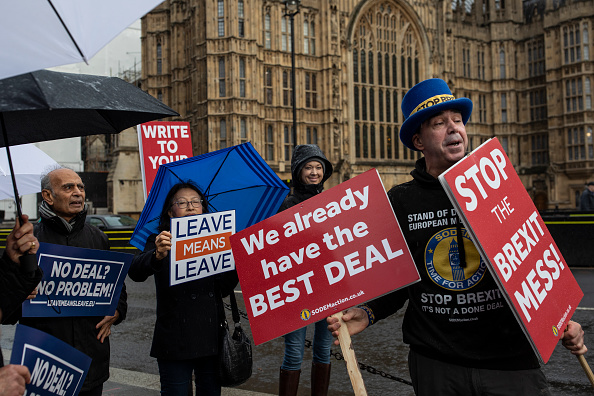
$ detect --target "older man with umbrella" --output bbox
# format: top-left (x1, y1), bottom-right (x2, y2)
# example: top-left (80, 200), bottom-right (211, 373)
top-left (5, 167), bottom-right (127, 396)
top-left (0, 69), bottom-right (177, 394)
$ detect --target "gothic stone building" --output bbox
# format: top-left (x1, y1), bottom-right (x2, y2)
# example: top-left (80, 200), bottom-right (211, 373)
top-left (141, 0), bottom-right (593, 210)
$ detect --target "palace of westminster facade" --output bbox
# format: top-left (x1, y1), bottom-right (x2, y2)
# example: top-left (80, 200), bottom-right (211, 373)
top-left (116, 0), bottom-right (593, 213)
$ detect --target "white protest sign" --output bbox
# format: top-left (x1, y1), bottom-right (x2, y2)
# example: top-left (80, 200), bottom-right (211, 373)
top-left (170, 210), bottom-right (236, 286)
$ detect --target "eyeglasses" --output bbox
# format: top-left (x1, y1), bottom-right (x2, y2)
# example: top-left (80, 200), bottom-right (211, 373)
top-left (172, 198), bottom-right (203, 209)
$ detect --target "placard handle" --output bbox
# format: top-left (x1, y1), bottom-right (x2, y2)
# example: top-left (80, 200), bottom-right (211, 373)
top-left (578, 355), bottom-right (594, 388)
top-left (332, 311), bottom-right (368, 396)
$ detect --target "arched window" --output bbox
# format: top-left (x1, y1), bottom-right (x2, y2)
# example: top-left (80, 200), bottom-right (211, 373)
top-left (361, 50), bottom-right (366, 83)
top-left (304, 19), bottom-right (315, 55)
top-left (351, 5), bottom-right (423, 160)
top-left (217, 0), bottom-right (225, 37)
top-left (378, 89), bottom-right (384, 122)
top-left (218, 57), bottom-right (226, 97)
top-left (377, 53), bottom-right (383, 85)
top-left (240, 118), bottom-right (247, 142)
top-left (499, 47), bottom-right (506, 78)
top-left (265, 124), bottom-right (274, 160)
top-left (156, 43), bottom-right (162, 75)
top-left (219, 119), bottom-right (227, 149)
top-left (368, 52), bottom-right (374, 84)
top-left (264, 13), bottom-right (271, 49)
top-left (369, 88), bottom-right (375, 121)
top-left (239, 57), bottom-right (246, 98)
top-left (353, 50), bottom-right (359, 82)
top-left (238, 0), bottom-right (244, 37)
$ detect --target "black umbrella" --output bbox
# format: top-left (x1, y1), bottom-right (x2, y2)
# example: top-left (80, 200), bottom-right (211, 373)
top-left (0, 69), bottom-right (179, 272)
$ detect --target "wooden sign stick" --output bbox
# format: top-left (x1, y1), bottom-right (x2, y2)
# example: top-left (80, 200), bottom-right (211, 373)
top-left (578, 355), bottom-right (594, 388)
top-left (332, 311), bottom-right (368, 396)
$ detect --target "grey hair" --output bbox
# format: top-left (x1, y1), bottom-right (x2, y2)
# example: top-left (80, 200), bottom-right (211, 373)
top-left (40, 165), bottom-right (73, 193)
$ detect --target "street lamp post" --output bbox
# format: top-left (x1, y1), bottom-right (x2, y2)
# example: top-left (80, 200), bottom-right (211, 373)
top-left (284, 0), bottom-right (300, 149)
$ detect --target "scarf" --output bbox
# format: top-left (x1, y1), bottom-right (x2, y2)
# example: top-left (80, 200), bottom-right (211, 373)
top-left (38, 200), bottom-right (86, 233)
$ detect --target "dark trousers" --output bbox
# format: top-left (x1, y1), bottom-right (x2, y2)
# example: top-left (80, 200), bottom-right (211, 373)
top-left (158, 356), bottom-right (221, 396)
top-left (408, 349), bottom-right (551, 396)
top-left (79, 384), bottom-right (103, 396)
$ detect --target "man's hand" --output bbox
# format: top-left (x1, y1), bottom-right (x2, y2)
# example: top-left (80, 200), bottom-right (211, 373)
top-left (0, 364), bottom-right (31, 396)
top-left (5, 215), bottom-right (38, 264)
top-left (96, 310), bottom-right (120, 343)
top-left (327, 308), bottom-right (369, 346)
top-left (562, 320), bottom-right (587, 355)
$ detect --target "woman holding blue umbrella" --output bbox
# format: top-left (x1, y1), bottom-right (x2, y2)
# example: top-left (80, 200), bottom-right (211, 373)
top-left (128, 181), bottom-right (238, 396)
top-left (278, 144), bottom-right (334, 396)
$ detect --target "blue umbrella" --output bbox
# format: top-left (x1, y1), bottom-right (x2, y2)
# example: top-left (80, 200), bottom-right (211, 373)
top-left (130, 142), bottom-right (289, 250)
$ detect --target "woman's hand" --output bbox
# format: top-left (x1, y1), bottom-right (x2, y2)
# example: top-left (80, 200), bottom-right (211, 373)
top-left (154, 231), bottom-right (172, 261)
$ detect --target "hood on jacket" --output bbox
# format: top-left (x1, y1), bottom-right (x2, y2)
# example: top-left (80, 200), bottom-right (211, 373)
top-left (290, 144), bottom-right (333, 191)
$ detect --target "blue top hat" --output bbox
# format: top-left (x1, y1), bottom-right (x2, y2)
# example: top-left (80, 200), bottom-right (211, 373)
top-left (400, 78), bottom-right (473, 151)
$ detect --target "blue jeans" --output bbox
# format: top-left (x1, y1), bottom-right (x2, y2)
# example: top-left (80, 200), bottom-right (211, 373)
top-left (158, 356), bottom-right (221, 396)
top-left (281, 319), bottom-right (333, 371)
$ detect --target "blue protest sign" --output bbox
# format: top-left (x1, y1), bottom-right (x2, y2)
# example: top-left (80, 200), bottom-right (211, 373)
top-left (10, 324), bottom-right (91, 396)
top-left (23, 243), bottom-right (132, 317)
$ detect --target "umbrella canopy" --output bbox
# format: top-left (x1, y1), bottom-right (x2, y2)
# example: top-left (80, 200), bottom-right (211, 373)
top-left (130, 143), bottom-right (289, 250)
top-left (0, 0), bottom-right (163, 80)
top-left (0, 69), bottom-right (178, 147)
top-left (0, 144), bottom-right (60, 200)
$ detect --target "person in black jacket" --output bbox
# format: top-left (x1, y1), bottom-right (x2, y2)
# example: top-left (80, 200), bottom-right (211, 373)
top-left (12, 167), bottom-right (127, 396)
top-left (128, 181), bottom-right (238, 396)
top-left (278, 144), bottom-right (334, 396)
top-left (579, 181), bottom-right (594, 211)
top-left (328, 79), bottom-right (586, 396)
top-left (0, 215), bottom-right (43, 396)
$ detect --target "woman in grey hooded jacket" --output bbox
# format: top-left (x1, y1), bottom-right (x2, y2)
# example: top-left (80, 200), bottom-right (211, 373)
top-left (278, 144), bottom-right (334, 396)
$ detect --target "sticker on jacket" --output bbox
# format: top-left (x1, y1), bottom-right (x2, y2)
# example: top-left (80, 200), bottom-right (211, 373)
top-left (425, 227), bottom-right (487, 290)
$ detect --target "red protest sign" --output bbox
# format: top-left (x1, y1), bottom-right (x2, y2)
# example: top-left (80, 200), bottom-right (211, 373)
top-left (230, 169), bottom-right (419, 345)
top-left (439, 138), bottom-right (583, 363)
top-left (137, 121), bottom-right (193, 199)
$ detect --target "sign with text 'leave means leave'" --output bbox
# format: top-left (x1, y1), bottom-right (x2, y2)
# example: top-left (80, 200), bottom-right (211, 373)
top-left (439, 138), bottom-right (583, 363)
top-left (230, 169), bottom-right (419, 345)
top-left (138, 121), bottom-right (193, 199)
top-left (170, 211), bottom-right (235, 286)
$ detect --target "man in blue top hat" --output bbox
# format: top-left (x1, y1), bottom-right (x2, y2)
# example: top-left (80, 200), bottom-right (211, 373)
top-left (328, 78), bottom-right (586, 395)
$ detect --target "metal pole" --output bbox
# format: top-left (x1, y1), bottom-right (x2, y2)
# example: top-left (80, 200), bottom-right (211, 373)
top-left (290, 13), bottom-right (297, 148)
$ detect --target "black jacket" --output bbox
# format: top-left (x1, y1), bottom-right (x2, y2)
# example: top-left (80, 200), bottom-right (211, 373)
top-left (17, 210), bottom-right (128, 392)
top-left (579, 188), bottom-right (594, 211)
top-left (366, 158), bottom-right (538, 370)
top-left (0, 252), bottom-right (43, 367)
top-left (128, 233), bottom-right (238, 360)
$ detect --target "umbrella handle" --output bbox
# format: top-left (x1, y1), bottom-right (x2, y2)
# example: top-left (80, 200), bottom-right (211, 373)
top-left (0, 114), bottom-right (24, 218)
top-left (16, 216), bottom-right (39, 276)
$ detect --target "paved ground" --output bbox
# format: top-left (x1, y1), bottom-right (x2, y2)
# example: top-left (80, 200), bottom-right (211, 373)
top-left (2, 268), bottom-right (594, 395)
